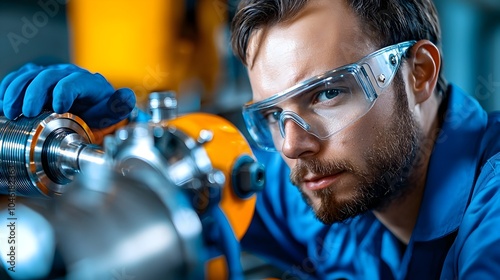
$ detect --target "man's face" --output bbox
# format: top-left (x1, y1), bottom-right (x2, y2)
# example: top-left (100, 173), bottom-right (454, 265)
top-left (246, 0), bottom-right (421, 223)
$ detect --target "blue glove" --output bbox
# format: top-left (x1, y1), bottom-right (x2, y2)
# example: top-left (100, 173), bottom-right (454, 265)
top-left (0, 63), bottom-right (136, 128)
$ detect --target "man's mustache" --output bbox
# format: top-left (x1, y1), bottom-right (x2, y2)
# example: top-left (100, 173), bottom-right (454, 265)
top-left (290, 158), bottom-right (358, 186)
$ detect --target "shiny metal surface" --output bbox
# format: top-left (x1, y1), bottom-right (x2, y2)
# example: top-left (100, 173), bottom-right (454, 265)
top-left (110, 122), bottom-right (224, 193)
top-left (0, 112), bottom-right (98, 197)
top-left (149, 91), bottom-right (178, 123)
top-left (59, 165), bottom-right (203, 280)
top-left (0, 108), bottom-right (263, 279)
top-left (4, 162), bottom-right (205, 280)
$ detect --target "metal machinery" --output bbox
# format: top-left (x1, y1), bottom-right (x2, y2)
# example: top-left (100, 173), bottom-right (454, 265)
top-left (0, 92), bottom-right (265, 280)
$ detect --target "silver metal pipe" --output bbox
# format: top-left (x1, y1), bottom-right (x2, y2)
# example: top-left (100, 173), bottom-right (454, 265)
top-left (0, 112), bottom-right (100, 197)
top-left (149, 91), bottom-right (177, 123)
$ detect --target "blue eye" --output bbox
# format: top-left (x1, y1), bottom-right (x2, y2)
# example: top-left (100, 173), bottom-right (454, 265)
top-left (316, 89), bottom-right (341, 102)
top-left (263, 110), bottom-right (282, 124)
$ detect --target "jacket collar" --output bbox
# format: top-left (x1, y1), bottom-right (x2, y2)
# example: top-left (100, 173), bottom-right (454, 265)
top-left (412, 85), bottom-right (488, 241)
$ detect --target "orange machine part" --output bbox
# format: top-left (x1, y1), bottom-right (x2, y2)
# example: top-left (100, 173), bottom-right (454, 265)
top-left (165, 113), bottom-right (257, 239)
top-left (166, 113), bottom-right (257, 279)
top-left (67, 0), bottom-right (226, 106)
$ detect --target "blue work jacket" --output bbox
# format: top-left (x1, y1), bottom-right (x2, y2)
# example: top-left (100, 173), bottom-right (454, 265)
top-left (241, 84), bottom-right (500, 279)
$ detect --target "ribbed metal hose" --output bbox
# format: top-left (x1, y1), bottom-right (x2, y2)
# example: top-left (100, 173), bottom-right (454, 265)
top-left (0, 113), bottom-right (47, 196)
top-left (0, 112), bottom-right (96, 197)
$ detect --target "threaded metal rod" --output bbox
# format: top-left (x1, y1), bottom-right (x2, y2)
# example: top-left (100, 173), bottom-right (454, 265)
top-left (0, 112), bottom-right (97, 198)
top-left (0, 114), bottom-right (43, 196)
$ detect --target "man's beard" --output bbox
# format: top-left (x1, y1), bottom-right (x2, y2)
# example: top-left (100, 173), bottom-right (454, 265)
top-left (290, 75), bottom-right (421, 224)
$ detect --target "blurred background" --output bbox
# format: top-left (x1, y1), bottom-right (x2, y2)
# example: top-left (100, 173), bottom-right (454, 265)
top-left (0, 1), bottom-right (499, 279)
top-left (0, 0), bottom-right (499, 120)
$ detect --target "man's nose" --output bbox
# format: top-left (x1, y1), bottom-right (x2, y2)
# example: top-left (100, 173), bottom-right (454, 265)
top-left (280, 118), bottom-right (320, 159)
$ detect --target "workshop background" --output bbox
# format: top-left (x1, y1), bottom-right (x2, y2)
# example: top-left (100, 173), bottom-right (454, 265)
top-left (0, 0), bottom-right (499, 120)
top-left (0, 0), bottom-right (499, 279)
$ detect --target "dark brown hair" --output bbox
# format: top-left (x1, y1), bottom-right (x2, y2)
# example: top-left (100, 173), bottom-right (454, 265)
top-left (230, 0), bottom-right (447, 97)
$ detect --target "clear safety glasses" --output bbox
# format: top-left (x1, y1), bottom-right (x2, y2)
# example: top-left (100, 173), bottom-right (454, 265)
top-left (242, 41), bottom-right (416, 151)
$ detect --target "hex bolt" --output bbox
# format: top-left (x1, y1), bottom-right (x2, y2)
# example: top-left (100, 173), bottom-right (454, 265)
top-left (232, 155), bottom-right (266, 199)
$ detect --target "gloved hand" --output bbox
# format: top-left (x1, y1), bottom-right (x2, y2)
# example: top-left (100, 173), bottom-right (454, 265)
top-left (0, 63), bottom-right (136, 128)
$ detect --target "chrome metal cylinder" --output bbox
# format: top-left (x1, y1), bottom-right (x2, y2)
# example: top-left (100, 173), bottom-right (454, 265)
top-left (109, 123), bottom-right (224, 190)
top-left (149, 91), bottom-right (177, 123)
top-left (0, 112), bottom-right (99, 197)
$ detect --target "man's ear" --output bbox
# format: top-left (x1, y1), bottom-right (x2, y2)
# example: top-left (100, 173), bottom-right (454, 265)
top-left (407, 40), bottom-right (441, 104)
